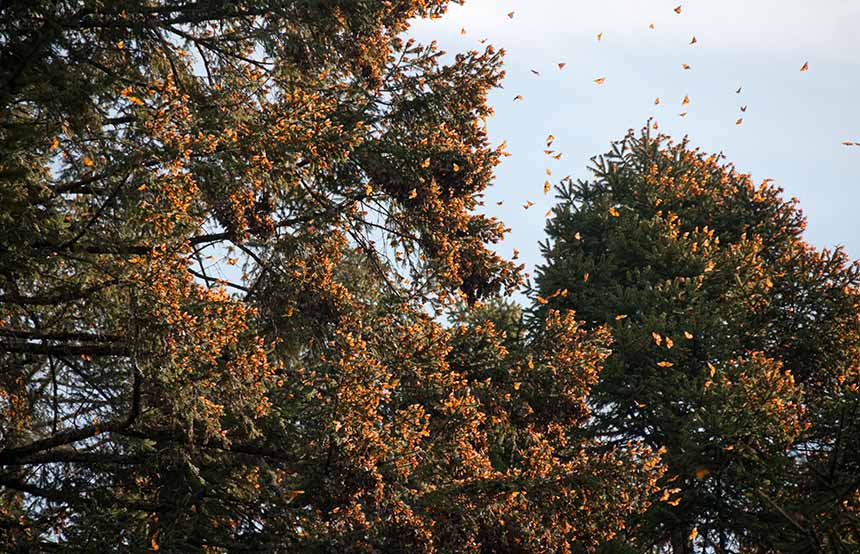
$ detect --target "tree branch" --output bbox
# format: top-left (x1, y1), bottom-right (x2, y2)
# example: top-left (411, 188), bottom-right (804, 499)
top-left (0, 361), bottom-right (141, 465)
top-left (0, 342), bottom-right (129, 357)
top-left (0, 329), bottom-right (122, 343)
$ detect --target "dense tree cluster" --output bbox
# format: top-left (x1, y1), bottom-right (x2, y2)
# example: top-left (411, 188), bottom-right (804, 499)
top-left (533, 127), bottom-right (860, 553)
top-left (0, 2), bottom-right (662, 552)
top-left (2, 2), bottom-right (857, 553)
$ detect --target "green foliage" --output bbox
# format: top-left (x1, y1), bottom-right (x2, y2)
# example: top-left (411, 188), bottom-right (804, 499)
top-left (532, 126), bottom-right (860, 552)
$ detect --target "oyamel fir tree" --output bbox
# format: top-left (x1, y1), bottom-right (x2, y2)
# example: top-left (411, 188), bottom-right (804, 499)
top-left (532, 127), bottom-right (860, 553)
top-left (0, 2), bottom-right (662, 551)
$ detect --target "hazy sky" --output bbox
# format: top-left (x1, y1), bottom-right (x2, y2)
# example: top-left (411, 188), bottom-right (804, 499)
top-left (409, 0), bottom-right (860, 285)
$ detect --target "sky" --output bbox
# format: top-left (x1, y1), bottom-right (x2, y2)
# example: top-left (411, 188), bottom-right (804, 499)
top-left (409, 0), bottom-right (860, 286)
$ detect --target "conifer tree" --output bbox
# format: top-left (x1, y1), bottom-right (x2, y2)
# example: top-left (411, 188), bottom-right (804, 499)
top-left (532, 126), bottom-right (860, 553)
top-left (0, 3), bottom-right (662, 551)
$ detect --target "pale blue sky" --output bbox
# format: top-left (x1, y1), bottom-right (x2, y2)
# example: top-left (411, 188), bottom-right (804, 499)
top-left (410, 0), bottom-right (860, 284)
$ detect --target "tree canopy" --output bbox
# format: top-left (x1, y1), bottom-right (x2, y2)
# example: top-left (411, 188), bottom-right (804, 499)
top-left (3, 2), bottom-right (857, 553)
top-left (532, 126), bottom-right (860, 553)
top-left (0, 2), bottom-right (662, 552)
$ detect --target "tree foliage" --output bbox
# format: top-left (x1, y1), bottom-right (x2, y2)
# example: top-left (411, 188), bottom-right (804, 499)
top-left (0, 2), bottom-right (661, 551)
top-left (532, 127), bottom-right (860, 553)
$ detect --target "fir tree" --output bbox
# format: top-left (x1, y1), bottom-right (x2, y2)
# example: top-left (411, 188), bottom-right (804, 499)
top-left (0, 3), bottom-right (662, 551)
top-left (532, 126), bottom-right (860, 553)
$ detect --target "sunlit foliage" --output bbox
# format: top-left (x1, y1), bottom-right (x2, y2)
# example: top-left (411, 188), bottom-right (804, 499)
top-left (533, 127), bottom-right (860, 553)
top-left (0, 2), bottom-right (661, 551)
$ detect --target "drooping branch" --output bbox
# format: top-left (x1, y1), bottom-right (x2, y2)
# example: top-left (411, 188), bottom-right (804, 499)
top-left (0, 281), bottom-right (116, 306)
top-left (0, 449), bottom-right (143, 466)
top-left (0, 329), bottom-right (122, 343)
top-left (0, 342), bottom-right (129, 357)
top-left (0, 475), bottom-right (166, 513)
